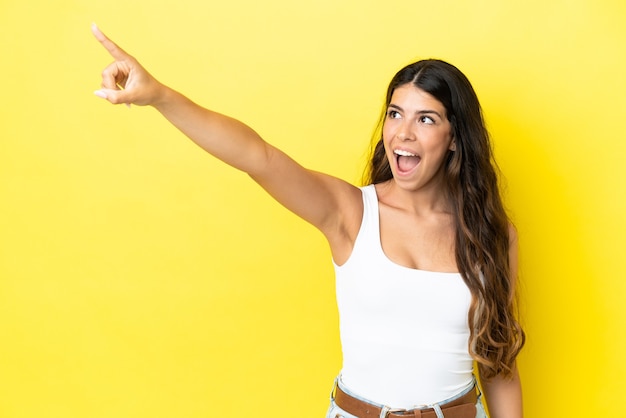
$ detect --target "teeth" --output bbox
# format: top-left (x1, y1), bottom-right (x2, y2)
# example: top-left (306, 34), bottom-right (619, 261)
top-left (394, 149), bottom-right (417, 157)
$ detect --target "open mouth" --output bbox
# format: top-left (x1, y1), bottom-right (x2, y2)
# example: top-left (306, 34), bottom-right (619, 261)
top-left (394, 149), bottom-right (421, 173)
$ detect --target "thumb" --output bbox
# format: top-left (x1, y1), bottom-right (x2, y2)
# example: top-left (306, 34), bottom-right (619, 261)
top-left (94, 89), bottom-right (132, 106)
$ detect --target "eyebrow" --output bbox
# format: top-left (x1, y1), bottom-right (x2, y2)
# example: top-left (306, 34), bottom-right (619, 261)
top-left (388, 104), bottom-right (443, 118)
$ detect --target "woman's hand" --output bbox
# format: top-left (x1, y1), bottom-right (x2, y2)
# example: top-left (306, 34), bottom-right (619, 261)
top-left (92, 24), bottom-right (165, 106)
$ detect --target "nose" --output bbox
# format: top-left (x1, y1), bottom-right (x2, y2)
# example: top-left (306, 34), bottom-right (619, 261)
top-left (396, 120), bottom-right (415, 141)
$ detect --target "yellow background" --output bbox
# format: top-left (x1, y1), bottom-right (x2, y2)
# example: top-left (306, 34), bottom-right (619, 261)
top-left (1, 0), bottom-right (625, 417)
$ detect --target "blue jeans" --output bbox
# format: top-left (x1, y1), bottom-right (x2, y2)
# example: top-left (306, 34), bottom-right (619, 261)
top-left (325, 377), bottom-right (488, 418)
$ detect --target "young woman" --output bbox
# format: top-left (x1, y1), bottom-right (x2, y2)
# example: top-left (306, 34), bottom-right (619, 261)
top-left (92, 24), bottom-right (524, 418)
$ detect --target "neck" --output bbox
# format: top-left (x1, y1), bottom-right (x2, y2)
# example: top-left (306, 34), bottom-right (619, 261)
top-left (377, 179), bottom-right (452, 216)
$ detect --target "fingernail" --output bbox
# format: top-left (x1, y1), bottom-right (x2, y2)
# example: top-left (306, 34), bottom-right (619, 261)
top-left (94, 90), bottom-right (108, 99)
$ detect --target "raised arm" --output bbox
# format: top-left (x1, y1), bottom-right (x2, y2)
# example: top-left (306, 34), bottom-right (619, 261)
top-left (91, 25), bottom-right (362, 257)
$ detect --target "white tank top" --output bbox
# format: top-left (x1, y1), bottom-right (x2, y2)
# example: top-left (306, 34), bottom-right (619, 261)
top-left (334, 185), bottom-right (474, 408)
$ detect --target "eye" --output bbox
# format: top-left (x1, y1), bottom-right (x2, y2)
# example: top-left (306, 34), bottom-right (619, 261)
top-left (387, 109), bottom-right (401, 119)
top-left (419, 115), bottom-right (435, 125)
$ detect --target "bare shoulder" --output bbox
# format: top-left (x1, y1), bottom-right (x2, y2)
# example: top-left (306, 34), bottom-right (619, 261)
top-left (320, 177), bottom-right (364, 265)
top-left (507, 221), bottom-right (520, 287)
top-left (508, 222), bottom-right (518, 245)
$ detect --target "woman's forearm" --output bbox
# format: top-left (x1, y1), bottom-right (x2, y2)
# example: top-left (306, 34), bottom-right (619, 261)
top-left (481, 365), bottom-right (523, 418)
top-left (92, 24), bottom-right (272, 177)
top-left (153, 86), bottom-right (271, 175)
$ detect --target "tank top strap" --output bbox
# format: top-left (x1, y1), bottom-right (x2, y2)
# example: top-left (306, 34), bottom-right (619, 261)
top-left (357, 185), bottom-right (381, 246)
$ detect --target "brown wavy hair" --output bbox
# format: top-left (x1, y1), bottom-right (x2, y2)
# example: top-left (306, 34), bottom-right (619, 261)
top-left (364, 60), bottom-right (525, 379)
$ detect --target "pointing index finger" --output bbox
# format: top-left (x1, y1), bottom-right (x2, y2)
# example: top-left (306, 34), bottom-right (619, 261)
top-left (91, 23), bottom-right (129, 61)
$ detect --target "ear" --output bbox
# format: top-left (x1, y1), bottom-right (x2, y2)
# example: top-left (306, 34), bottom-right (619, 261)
top-left (448, 129), bottom-right (457, 151)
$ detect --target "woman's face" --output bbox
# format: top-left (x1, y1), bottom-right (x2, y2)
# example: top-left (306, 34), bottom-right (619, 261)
top-left (382, 83), bottom-right (455, 192)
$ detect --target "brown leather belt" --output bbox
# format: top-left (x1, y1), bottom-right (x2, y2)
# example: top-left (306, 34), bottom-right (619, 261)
top-left (334, 385), bottom-right (478, 418)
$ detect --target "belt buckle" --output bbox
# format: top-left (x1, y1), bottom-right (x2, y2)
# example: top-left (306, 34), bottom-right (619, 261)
top-left (385, 407), bottom-right (411, 417)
